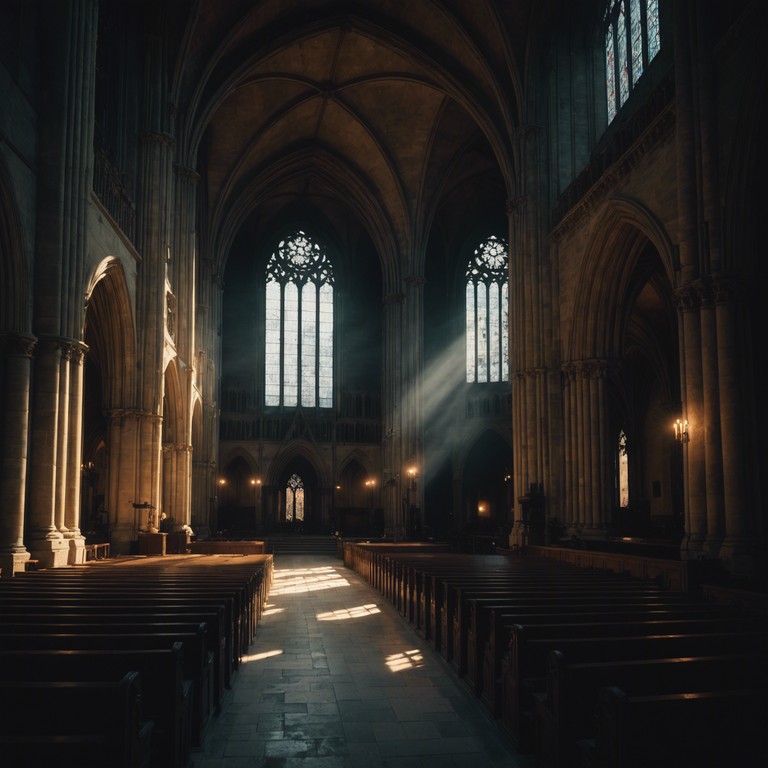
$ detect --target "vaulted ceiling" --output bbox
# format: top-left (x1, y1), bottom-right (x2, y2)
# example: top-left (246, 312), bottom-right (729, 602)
top-left (166, 0), bottom-right (537, 273)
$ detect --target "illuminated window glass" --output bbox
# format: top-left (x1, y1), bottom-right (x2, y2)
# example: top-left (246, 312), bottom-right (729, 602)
top-left (618, 430), bottom-right (629, 507)
top-left (466, 235), bottom-right (509, 383)
top-left (604, 0), bottom-right (661, 124)
top-left (286, 473), bottom-right (305, 522)
top-left (265, 231), bottom-right (334, 407)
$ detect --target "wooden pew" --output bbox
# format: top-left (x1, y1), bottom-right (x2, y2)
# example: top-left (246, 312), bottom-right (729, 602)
top-left (0, 627), bottom-right (209, 750)
top-left (479, 600), bottom-right (744, 715)
top-left (452, 584), bottom-right (685, 677)
top-left (0, 592), bottom-right (234, 695)
top-left (503, 624), bottom-right (768, 752)
top-left (445, 586), bottom-right (690, 673)
top-left (535, 650), bottom-right (768, 768)
top-left (588, 685), bottom-right (766, 768)
top-left (0, 645), bottom-right (189, 768)
top-left (0, 671), bottom-right (154, 768)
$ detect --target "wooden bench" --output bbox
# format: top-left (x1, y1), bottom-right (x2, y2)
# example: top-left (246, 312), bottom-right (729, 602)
top-left (453, 584), bottom-right (685, 678)
top-left (0, 627), bottom-right (210, 750)
top-left (535, 650), bottom-right (768, 768)
top-left (0, 671), bottom-right (154, 768)
top-left (503, 622), bottom-right (768, 751)
top-left (479, 601), bottom-right (750, 715)
top-left (0, 591), bottom-right (236, 693)
top-left (588, 685), bottom-right (767, 768)
top-left (0, 645), bottom-right (189, 768)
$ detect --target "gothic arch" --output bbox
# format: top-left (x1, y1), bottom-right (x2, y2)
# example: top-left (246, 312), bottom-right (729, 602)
top-left (83, 257), bottom-right (137, 408)
top-left (0, 154), bottom-right (30, 333)
top-left (567, 196), bottom-right (676, 362)
top-left (267, 440), bottom-right (329, 488)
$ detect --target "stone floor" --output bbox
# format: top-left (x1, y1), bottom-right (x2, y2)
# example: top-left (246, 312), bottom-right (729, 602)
top-left (192, 554), bottom-right (533, 768)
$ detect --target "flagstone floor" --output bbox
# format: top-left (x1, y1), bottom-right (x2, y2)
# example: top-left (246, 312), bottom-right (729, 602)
top-left (192, 554), bottom-right (533, 768)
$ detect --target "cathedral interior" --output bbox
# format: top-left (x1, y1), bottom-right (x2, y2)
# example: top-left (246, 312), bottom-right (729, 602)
top-left (0, 0), bottom-right (766, 589)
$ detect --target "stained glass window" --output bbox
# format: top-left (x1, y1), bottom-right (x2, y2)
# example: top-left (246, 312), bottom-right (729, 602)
top-left (466, 236), bottom-right (509, 383)
top-left (604, 0), bottom-right (661, 124)
top-left (286, 473), bottom-right (305, 522)
top-left (265, 231), bottom-right (334, 407)
top-left (618, 430), bottom-right (629, 508)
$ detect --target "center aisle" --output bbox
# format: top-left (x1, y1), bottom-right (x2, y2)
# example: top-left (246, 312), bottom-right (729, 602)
top-left (193, 554), bottom-right (532, 768)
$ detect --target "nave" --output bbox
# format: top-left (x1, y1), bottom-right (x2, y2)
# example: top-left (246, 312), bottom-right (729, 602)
top-left (195, 553), bottom-right (526, 768)
top-left (3, 543), bottom-right (765, 768)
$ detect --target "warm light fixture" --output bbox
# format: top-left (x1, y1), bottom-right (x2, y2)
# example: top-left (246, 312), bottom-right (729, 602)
top-left (674, 419), bottom-right (689, 444)
top-left (364, 478), bottom-right (376, 488)
top-left (406, 466), bottom-right (418, 479)
top-left (250, 478), bottom-right (261, 486)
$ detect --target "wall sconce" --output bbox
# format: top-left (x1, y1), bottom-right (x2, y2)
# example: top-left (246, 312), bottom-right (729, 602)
top-left (674, 419), bottom-right (689, 444)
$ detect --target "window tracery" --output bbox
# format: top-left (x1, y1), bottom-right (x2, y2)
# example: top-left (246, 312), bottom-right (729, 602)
top-left (466, 235), bottom-right (509, 383)
top-left (265, 231), bottom-right (334, 407)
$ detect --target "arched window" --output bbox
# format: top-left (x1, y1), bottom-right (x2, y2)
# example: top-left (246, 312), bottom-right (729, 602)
top-left (618, 430), bottom-right (629, 508)
top-left (265, 231), bottom-right (334, 407)
top-left (466, 235), bottom-right (509, 383)
top-left (605, 0), bottom-right (661, 123)
top-left (285, 473), bottom-right (305, 522)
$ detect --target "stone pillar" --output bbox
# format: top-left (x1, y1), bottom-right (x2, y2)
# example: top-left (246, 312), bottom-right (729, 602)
top-left (26, 338), bottom-right (69, 567)
top-left (382, 290), bottom-right (405, 537)
top-left (27, 0), bottom-right (97, 568)
top-left (508, 194), bottom-right (528, 548)
top-left (0, 333), bottom-right (36, 576)
top-left (65, 343), bottom-right (88, 564)
top-left (162, 443), bottom-right (192, 524)
top-left (675, 287), bottom-right (707, 558)
top-left (561, 360), bottom-right (611, 539)
top-left (696, 280), bottom-right (725, 557)
top-left (404, 273), bottom-right (425, 536)
top-left (715, 278), bottom-right (758, 575)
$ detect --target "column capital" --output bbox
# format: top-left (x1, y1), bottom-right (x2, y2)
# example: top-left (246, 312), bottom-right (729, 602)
top-left (173, 164), bottom-right (200, 184)
top-left (673, 284), bottom-right (700, 311)
top-left (1, 332), bottom-right (37, 358)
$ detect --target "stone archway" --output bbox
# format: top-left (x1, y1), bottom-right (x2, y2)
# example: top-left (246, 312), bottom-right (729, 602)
top-left (82, 258), bottom-right (138, 553)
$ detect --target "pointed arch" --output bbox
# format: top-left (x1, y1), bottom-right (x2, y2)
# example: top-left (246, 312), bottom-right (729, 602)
top-left (567, 196), bottom-right (676, 362)
top-left (83, 257), bottom-right (137, 407)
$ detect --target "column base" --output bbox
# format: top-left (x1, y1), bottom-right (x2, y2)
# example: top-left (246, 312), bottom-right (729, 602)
top-left (27, 536), bottom-right (70, 569)
top-left (509, 522), bottom-right (527, 549)
top-left (0, 549), bottom-right (31, 577)
top-left (718, 536), bottom-right (759, 579)
top-left (679, 533), bottom-right (706, 560)
top-left (67, 535), bottom-right (87, 565)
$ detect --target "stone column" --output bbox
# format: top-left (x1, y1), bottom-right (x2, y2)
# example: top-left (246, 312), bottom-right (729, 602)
top-left (162, 443), bottom-right (192, 524)
top-left (508, 194), bottom-right (528, 547)
top-left (404, 273), bottom-right (425, 535)
top-left (0, 333), bottom-right (36, 576)
top-left (64, 344), bottom-right (87, 538)
top-left (561, 360), bottom-right (611, 539)
top-left (26, 338), bottom-right (69, 567)
top-left (382, 290), bottom-right (405, 537)
top-left (675, 287), bottom-right (707, 557)
top-left (715, 278), bottom-right (758, 575)
top-left (695, 279), bottom-right (725, 557)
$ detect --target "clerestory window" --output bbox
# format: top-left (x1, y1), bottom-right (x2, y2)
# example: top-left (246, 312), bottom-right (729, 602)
top-left (265, 231), bottom-right (334, 408)
top-left (466, 235), bottom-right (509, 383)
top-left (604, 0), bottom-right (661, 124)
